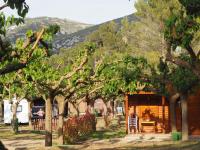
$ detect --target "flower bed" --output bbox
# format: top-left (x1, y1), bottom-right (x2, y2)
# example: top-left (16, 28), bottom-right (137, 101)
top-left (63, 112), bottom-right (96, 144)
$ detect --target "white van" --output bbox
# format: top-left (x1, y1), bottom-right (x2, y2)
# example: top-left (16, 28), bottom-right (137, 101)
top-left (4, 99), bottom-right (29, 124)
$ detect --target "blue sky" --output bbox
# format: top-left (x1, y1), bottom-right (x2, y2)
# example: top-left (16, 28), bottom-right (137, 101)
top-left (3, 0), bottom-right (136, 24)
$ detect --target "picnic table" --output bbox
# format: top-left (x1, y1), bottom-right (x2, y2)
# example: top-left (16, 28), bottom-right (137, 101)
top-left (141, 121), bottom-right (156, 132)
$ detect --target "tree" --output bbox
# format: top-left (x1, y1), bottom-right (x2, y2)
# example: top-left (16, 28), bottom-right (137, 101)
top-left (24, 42), bottom-right (95, 146)
top-left (0, 0), bottom-right (30, 74)
top-left (162, 0), bottom-right (200, 140)
top-left (170, 56), bottom-right (199, 140)
top-left (0, 26), bottom-right (59, 133)
top-left (164, 0), bottom-right (200, 79)
top-left (0, 0), bottom-right (29, 121)
top-left (134, 0), bottom-right (200, 141)
top-left (87, 21), bottom-right (129, 53)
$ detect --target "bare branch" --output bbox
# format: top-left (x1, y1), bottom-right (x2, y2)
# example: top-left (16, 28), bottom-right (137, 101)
top-left (166, 52), bottom-right (200, 79)
top-left (0, 62), bottom-right (26, 75)
top-left (170, 93), bottom-right (180, 102)
top-left (76, 85), bottom-right (104, 105)
top-left (0, 29), bottom-right (45, 75)
top-left (28, 28), bottom-right (45, 60)
top-left (88, 85), bottom-right (103, 95)
top-left (136, 81), bottom-right (146, 91)
top-left (185, 45), bottom-right (197, 62)
top-left (53, 50), bottom-right (88, 89)
top-left (197, 50), bottom-right (200, 58)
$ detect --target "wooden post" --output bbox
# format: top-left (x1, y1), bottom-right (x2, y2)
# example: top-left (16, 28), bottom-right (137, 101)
top-left (162, 96), bottom-right (165, 133)
top-left (125, 94), bottom-right (128, 133)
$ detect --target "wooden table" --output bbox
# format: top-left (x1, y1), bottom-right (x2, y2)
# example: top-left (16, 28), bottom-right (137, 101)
top-left (141, 121), bottom-right (156, 132)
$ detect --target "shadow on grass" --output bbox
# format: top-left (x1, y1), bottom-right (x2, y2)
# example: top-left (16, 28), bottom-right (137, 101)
top-left (0, 140), bottom-right (8, 150)
top-left (78, 128), bottom-right (126, 142)
top-left (0, 128), bottom-right (45, 140)
top-left (29, 130), bottom-right (46, 135)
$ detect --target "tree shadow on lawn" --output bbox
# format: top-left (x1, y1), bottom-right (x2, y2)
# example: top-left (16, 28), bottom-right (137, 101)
top-left (0, 140), bottom-right (8, 150)
top-left (79, 129), bottom-right (126, 142)
top-left (0, 129), bottom-right (45, 140)
top-left (59, 128), bottom-right (126, 149)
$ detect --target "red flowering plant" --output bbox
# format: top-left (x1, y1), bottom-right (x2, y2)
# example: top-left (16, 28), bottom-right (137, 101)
top-left (63, 116), bottom-right (79, 143)
top-left (63, 111), bottom-right (96, 144)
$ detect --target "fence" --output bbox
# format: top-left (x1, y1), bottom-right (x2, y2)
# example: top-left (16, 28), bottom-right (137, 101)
top-left (32, 118), bottom-right (58, 131)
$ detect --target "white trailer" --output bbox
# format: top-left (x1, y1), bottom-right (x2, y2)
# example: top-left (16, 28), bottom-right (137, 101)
top-left (4, 99), bottom-right (29, 124)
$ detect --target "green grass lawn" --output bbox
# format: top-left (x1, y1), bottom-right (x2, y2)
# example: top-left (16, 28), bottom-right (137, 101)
top-left (0, 124), bottom-right (45, 140)
top-left (78, 117), bottom-right (126, 142)
top-left (1, 120), bottom-right (200, 150)
top-left (79, 126), bottom-right (126, 141)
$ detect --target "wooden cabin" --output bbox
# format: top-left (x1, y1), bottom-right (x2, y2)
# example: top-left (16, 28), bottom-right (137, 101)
top-left (125, 90), bottom-right (200, 135)
top-left (125, 91), bottom-right (170, 134)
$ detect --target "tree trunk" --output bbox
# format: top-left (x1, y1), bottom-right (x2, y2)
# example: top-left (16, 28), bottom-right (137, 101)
top-left (87, 100), bottom-right (94, 114)
top-left (76, 107), bottom-right (80, 116)
top-left (170, 101), bottom-right (176, 132)
top-left (28, 101), bottom-right (32, 129)
top-left (110, 100), bottom-right (115, 118)
top-left (12, 101), bottom-right (19, 133)
top-left (0, 101), bottom-right (2, 122)
top-left (56, 96), bottom-right (65, 145)
top-left (181, 95), bottom-right (188, 141)
top-left (90, 103), bottom-right (94, 114)
top-left (45, 97), bottom-right (53, 147)
top-left (12, 102), bottom-right (17, 120)
top-left (71, 102), bottom-right (80, 116)
top-left (169, 93), bottom-right (179, 133)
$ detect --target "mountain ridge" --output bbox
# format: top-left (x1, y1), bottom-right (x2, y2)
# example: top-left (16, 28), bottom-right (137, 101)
top-left (7, 14), bottom-right (138, 52)
top-left (7, 17), bottom-right (92, 42)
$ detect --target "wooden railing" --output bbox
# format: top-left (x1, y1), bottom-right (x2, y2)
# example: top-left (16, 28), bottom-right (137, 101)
top-left (32, 118), bottom-right (58, 131)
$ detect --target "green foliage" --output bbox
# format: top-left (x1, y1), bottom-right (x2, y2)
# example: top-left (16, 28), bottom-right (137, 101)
top-left (43, 24), bottom-right (60, 42)
top-left (0, 25), bottom-right (59, 102)
top-left (0, 0), bottom-right (28, 36)
top-left (98, 54), bottom-right (151, 99)
top-left (170, 66), bottom-right (198, 93)
top-left (172, 131), bottom-right (182, 141)
top-left (134, 0), bottom-right (200, 97)
top-left (164, 13), bottom-right (199, 49)
top-left (4, 0), bottom-right (29, 17)
top-left (26, 30), bottom-right (33, 38)
top-left (87, 21), bottom-right (129, 52)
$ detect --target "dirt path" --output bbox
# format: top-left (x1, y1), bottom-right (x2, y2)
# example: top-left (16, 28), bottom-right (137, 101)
top-left (1, 136), bottom-right (200, 150)
top-left (1, 125), bottom-right (200, 150)
top-left (1, 139), bottom-right (44, 150)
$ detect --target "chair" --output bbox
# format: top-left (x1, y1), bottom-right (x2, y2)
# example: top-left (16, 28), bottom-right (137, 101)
top-left (128, 115), bottom-right (138, 133)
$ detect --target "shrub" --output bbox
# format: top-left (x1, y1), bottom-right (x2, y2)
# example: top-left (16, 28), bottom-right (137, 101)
top-left (63, 117), bottom-right (79, 143)
top-left (171, 132), bottom-right (182, 141)
top-left (63, 112), bottom-right (96, 144)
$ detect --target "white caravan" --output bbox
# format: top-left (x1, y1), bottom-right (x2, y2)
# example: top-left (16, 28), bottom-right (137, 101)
top-left (4, 99), bottom-right (29, 124)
